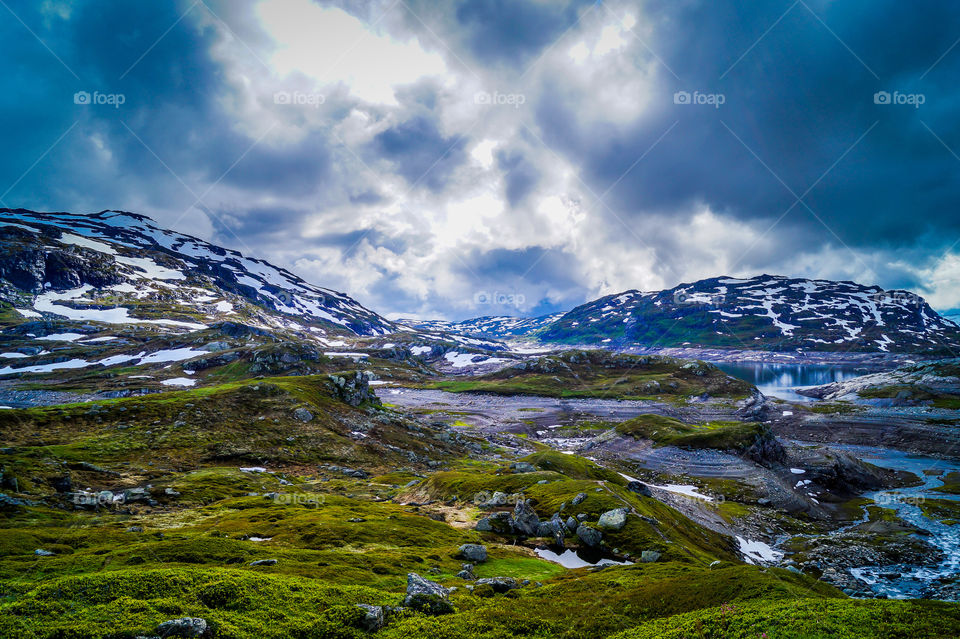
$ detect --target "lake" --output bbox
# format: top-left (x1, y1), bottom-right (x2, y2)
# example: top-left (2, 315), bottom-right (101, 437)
top-left (715, 362), bottom-right (867, 401)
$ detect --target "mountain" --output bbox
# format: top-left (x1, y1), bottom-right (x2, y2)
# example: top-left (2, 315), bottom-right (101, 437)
top-left (0, 209), bottom-right (395, 337)
top-left (402, 313), bottom-right (565, 340)
top-left (447, 275), bottom-right (960, 354)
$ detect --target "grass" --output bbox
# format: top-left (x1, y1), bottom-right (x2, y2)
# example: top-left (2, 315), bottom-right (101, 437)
top-left (425, 350), bottom-right (754, 401)
top-left (611, 597), bottom-right (960, 639)
top-left (615, 414), bottom-right (767, 451)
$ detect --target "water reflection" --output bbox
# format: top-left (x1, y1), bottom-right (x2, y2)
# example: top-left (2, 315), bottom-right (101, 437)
top-left (716, 362), bottom-right (865, 401)
top-left (535, 547), bottom-right (633, 569)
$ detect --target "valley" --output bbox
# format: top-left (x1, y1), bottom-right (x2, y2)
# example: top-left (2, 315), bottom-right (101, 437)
top-left (2, 210), bottom-right (960, 637)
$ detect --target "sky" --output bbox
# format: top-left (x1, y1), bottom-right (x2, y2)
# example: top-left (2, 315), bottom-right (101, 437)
top-left (1, 0), bottom-right (960, 321)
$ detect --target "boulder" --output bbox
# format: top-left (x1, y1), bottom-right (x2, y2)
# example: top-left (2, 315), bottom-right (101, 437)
top-left (405, 572), bottom-right (450, 600)
top-left (457, 543), bottom-right (488, 563)
top-left (571, 493), bottom-right (587, 506)
top-left (475, 577), bottom-right (520, 593)
top-left (249, 559), bottom-right (278, 567)
top-left (640, 550), bottom-right (661, 563)
top-left (475, 491), bottom-right (508, 508)
top-left (626, 481), bottom-right (652, 497)
top-left (510, 462), bottom-right (537, 473)
top-left (476, 511), bottom-right (512, 533)
top-left (511, 499), bottom-right (540, 536)
top-left (598, 508), bottom-right (630, 531)
top-left (156, 617), bottom-right (209, 638)
top-left (403, 573), bottom-right (453, 615)
top-left (329, 371), bottom-right (381, 407)
top-left (356, 604), bottom-right (386, 631)
top-left (293, 408), bottom-right (314, 422)
top-left (576, 524), bottom-right (603, 547)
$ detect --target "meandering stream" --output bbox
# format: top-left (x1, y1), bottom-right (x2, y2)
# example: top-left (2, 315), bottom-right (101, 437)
top-left (828, 443), bottom-right (960, 599)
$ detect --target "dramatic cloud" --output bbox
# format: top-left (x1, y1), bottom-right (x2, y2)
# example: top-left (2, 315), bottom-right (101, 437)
top-left (2, 0), bottom-right (960, 319)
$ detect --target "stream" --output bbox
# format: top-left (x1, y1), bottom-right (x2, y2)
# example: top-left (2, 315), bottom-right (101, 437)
top-left (828, 443), bottom-right (960, 599)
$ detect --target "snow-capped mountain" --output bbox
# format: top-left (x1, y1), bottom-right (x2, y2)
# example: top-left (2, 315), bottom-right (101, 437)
top-left (427, 276), bottom-right (960, 354)
top-left (0, 209), bottom-right (395, 336)
top-left (402, 313), bottom-right (565, 340)
top-left (536, 275), bottom-right (960, 353)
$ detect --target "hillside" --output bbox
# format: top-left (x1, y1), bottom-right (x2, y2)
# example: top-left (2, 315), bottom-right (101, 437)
top-left (0, 209), bottom-right (395, 337)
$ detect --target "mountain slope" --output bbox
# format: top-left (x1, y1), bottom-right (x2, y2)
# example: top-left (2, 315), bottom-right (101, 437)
top-left (402, 313), bottom-right (564, 340)
top-left (445, 276), bottom-right (959, 354)
top-left (0, 209), bottom-right (395, 337)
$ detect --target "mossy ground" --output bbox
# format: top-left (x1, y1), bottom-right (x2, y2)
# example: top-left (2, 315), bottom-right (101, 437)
top-left (2, 372), bottom-right (960, 637)
top-left (614, 414), bottom-right (766, 450)
top-left (425, 350), bottom-right (753, 401)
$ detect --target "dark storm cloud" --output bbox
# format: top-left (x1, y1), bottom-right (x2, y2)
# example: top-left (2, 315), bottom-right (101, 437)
top-left (371, 116), bottom-right (468, 192)
top-left (454, 0), bottom-right (593, 65)
top-left (535, 0), bottom-right (960, 252)
top-left (3, 0), bottom-right (960, 318)
top-left (496, 149), bottom-right (540, 207)
top-left (450, 246), bottom-right (586, 319)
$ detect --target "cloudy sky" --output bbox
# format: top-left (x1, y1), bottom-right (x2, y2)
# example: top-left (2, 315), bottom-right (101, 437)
top-left (2, 0), bottom-right (960, 320)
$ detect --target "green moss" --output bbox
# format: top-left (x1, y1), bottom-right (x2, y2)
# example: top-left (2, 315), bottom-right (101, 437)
top-left (424, 351), bottom-right (753, 401)
top-left (611, 598), bottom-right (960, 639)
top-left (920, 498), bottom-right (960, 524)
top-left (615, 414), bottom-right (766, 450)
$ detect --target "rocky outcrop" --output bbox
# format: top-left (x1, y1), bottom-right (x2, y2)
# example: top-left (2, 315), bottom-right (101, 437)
top-left (329, 371), bottom-right (381, 407)
top-left (456, 544), bottom-right (488, 563)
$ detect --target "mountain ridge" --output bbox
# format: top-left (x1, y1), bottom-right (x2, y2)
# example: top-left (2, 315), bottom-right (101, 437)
top-left (431, 275), bottom-right (960, 354)
top-left (0, 208), bottom-right (395, 337)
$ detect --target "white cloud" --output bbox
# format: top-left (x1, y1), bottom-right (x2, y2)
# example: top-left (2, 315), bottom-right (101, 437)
top-left (256, 0), bottom-right (446, 106)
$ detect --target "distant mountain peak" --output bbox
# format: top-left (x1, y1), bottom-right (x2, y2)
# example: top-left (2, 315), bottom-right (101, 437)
top-left (0, 208), bottom-right (395, 337)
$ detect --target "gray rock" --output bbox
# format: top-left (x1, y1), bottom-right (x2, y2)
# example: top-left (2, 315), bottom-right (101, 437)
top-left (356, 604), bottom-right (386, 631)
top-left (571, 492), bottom-right (587, 506)
top-left (565, 516), bottom-right (578, 532)
top-left (597, 508), bottom-right (630, 531)
top-left (640, 550), bottom-right (661, 563)
top-left (34, 549), bottom-right (54, 556)
top-left (405, 572), bottom-right (450, 603)
top-left (626, 481), bottom-right (652, 497)
top-left (510, 462), bottom-right (537, 473)
top-left (457, 543), bottom-right (488, 563)
top-left (576, 524), bottom-right (603, 547)
top-left (511, 499), bottom-right (540, 536)
top-left (475, 577), bottom-right (519, 593)
top-left (123, 486), bottom-right (152, 504)
top-left (249, 559), bottom-right (278, 566)
top-left (156, 617), bottom-right (209, 637)
top-left (293, 408), bottom-right (314, 422)
top-left (476, 511), bottom-right (512, 533)
top-left (475, 491), bottom-right (508, 508)
top-left (456, 570), bottom-right (476, 580)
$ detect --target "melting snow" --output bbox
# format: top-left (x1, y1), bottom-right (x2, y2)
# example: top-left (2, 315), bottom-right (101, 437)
top-left (36, 333), bottom-right (85, 342)
top-left (736, 536), bottom-right (783, 564)
top-left (649, 484), bottom-right (713, 501)
top-left (162, 377), bottom-right (196, 387)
